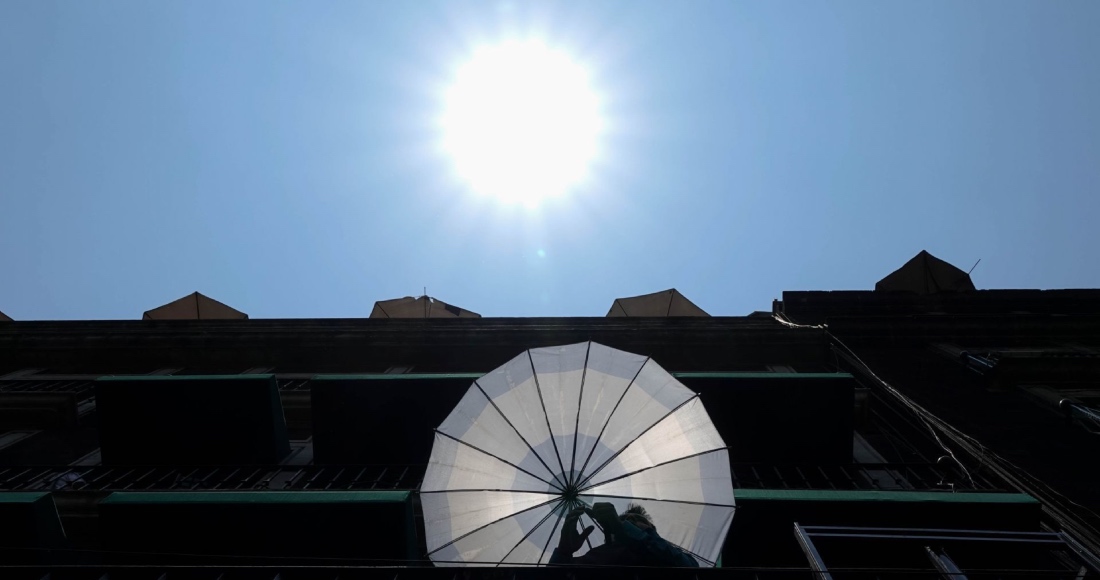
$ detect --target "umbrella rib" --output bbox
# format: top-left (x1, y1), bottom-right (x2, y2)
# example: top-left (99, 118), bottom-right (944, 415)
top-left (496, 498), bottom-right (564, 567)
top-left (430, 429), bottom-right (560, 490)
top-left (577, 492), bottom-right (735, 509)
top-left (567, 341), bottom-right (593, 488)
top-left (420, 488), bottom-right (552, 494)
top-left (527, 350), bottom-right (569, 485)
top-left (474, 381), bottom-right (566, 490)
top-left (576, 447), bottom-right (729, 494)
top-left (580, 512), bottom-right (600, 551)
top-left (572, 357), bottom-right (650, 491)
top-left (677, 546), bottom-right (717, 567)
top-left (537, 506), bottom-right (567, 566)
top-left (576, 394), bottom-right (700, 490)
top-left (426, 496), bottom-right (562, 557)
top-left (423, 488), bottom-right (554, 495)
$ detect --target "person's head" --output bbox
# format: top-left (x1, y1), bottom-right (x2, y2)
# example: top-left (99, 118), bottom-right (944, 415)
top-left (619, 503), bottom-right (655, 532)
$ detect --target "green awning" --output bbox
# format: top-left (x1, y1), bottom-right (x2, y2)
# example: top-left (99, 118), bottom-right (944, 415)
top-left (99, 491), bottom-right (416, 564)
top-left (0, 492), bottom-right (67, 564)
top-left (95, 375), bottom-right (290, 465)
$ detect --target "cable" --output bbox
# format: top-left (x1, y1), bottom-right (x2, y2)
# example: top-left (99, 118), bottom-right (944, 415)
top-left (773, 313), bottom-right (827, 330)
top-left (773, 312), bottom-right (1100, 557)
top-left (827, 333), bottom-right (976, 487)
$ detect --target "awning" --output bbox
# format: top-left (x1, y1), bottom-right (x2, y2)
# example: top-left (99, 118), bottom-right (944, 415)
top-left (99, 491), bottom-right (416, 564)
top-left (95, 375), bottom-right (290, 465)
top-left (0, 492), bottom-right (67, 564)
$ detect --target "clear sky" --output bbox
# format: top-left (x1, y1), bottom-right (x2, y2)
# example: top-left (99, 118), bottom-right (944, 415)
top-left (2, 1), bottom-right (1099, 320)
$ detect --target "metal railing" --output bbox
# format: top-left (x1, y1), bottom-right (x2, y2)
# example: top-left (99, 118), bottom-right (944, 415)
top-left (0, 462), bottom-right (998, 493)
top-left (0, 378), bottom-right (96, 400)
top-left (794, 524), bottom-right (1100, 579)
top-left (0, 464), bottom-right (421, 492)
top-left (729, 462), bottom-right (999, 492)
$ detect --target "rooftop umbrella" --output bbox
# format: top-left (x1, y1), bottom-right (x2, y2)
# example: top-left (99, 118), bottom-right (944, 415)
top-left (606, 289), bottom-right (709, 317)
top-left (142, 292), bottom-right (248, 320)
top-left (875, 250), bottom-right (976, 294)
top-left (421, 341), bottom-right (734, 566)
top-left (370, 296), bottom-right (481, 318)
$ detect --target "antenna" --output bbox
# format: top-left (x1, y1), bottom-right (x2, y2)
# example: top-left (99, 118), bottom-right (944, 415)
top-left (967, 259), bottom-right (981, 275)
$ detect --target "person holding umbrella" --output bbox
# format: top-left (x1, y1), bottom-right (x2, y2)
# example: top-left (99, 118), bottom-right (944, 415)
top-left (550, 502), bottom-right (699, 567)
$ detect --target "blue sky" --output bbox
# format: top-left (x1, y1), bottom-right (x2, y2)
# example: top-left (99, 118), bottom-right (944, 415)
top-left (2, 1), bottom-right (1099, 319)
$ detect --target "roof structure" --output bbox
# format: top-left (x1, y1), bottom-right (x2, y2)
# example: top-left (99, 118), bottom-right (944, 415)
top-left (142, 292), bottom-right (248, 320)
top-left (606, 288), bottom-right (709, 317)
top-left (369, 296), bottom-right (480, 319)
top-left (0, 310), bottom-right (11, 322)
top-left (875, 250), bottom-right (977, 295)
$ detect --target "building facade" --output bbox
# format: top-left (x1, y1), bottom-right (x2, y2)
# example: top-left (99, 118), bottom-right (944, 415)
top-left (2, 279), bottom-right (1100, 578)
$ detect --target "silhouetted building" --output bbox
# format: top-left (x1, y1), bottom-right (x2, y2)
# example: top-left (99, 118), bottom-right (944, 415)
top-left (2, 274), bottom-right (1099, 578)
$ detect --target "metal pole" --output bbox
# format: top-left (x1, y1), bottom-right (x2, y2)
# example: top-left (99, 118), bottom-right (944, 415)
top-left (924, 546), bottom-right (969, 579)
top-left (793, 523), bottom-right (833, 580)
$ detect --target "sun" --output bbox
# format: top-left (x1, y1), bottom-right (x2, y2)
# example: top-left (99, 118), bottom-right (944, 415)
top-left (441, 41), bottom-right (603, 205)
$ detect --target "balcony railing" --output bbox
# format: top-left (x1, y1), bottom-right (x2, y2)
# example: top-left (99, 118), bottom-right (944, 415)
top-left (730, 462), bottom-right (1000, 492)
top-left (0, 462), bottom-right (997, 493)
top-left (0, 464), bottom-right (421, 492)
top-left (0, 378), bottom-right (96, 399)
top-left (794, 524), bottom-right (1100, 579)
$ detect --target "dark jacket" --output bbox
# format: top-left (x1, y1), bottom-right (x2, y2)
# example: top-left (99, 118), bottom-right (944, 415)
top-left (549, 521), bottom-right (699, 567)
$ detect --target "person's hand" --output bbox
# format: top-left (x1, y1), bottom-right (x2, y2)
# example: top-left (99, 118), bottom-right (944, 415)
top-left (585, 502), bottom-right (623, 538)
top-left (557, 507), bottom-right (594, 554)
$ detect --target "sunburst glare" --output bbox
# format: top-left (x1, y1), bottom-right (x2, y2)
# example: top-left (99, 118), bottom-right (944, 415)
top-left (441, 41), bottom-right (603, 206)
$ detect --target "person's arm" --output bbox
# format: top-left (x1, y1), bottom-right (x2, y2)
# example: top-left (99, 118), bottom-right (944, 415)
top-left (548, 547), bottom-right (573, 564)
top-left (586, 503), bottom-right (699, 568)
top-left (616, 521), bottom-right (699, 567)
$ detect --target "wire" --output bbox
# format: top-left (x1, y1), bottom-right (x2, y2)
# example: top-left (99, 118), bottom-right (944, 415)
top-left (828, 333), bottom-right (976, 487)
top-left (773, 313), bottom-right (827, 330)
top-left (773, 311), bottom-right (1100, 556)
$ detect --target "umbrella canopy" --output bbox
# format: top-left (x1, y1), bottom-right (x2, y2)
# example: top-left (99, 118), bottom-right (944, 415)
top-left (421, 341), bottom-right (734, 567)
top-left (606, 289), bottom-right (709, 317)
top-left (142, 292), bottom-right (248, 320)
top-left (875, 250), bottom-right (976, 294)
top-left (370, 296), bottom-right (481, 319)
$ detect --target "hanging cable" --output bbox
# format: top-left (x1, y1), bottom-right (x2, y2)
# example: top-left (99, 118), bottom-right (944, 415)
top-left (773, 311), bottom-right (1100, 558)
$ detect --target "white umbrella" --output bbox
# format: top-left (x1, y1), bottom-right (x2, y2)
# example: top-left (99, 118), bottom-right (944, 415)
top-left (420, 341), bottom-right (735, 566)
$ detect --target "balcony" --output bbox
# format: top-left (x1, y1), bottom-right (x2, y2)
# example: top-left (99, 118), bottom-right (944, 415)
top-left (0, 462), bottom-right (995, 494)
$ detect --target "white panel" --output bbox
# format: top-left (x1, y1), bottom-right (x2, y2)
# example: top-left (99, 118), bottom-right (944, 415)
top-left (530, 343), bottom-right (588, 475)
top-left (422, 432), bottom-right (552, 493)
top-left (581, 360), bottom-right (695, 477)
top-left (479, 353), bottom-right (561, 478)
top-left (586, 398), bottom-right (726, 488)
top-left (430, 501), bottom-right (559, 565)
top-left (422, 490), bottom-right (556, 553)
top-left (584, 449), bottom-right (734, 506)
top-left (571, 342), bottom-right (649, 476)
